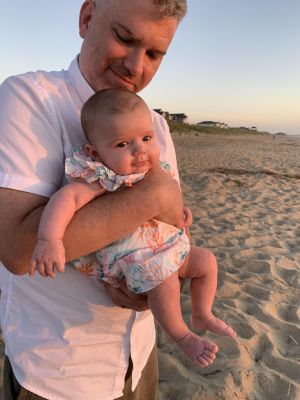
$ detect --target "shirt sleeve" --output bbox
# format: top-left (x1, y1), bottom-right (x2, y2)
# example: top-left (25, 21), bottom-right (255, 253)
top-left (150, 110), bottom-right (180, 184)
top-left (0, 73), bottom-right (65, 197)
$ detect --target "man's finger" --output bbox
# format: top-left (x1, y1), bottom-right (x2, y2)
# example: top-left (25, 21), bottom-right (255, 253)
top-left (183, 206), bottom-right (193, 227)
top-left (104, 282), bottom-right (149, 312)
top-left (118, 279), bottom-right (147, 301)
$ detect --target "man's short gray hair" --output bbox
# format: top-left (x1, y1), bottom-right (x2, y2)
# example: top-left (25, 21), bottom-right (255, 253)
top-left (152, 0), bottom-right (187, 21)
top-left (94, 0), bottom-right (187, 21)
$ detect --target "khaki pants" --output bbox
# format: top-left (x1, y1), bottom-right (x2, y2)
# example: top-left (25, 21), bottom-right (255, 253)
top-left (3, 345), bottom-right (158, 400)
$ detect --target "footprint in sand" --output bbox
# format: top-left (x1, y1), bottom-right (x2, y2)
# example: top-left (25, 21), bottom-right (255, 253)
top-left (232, 318), bottom-right (256, 340)
top-left (274, 323), bottom-right (300, 359)
top-left (276, 304), bottom-right (300, 323)
top-left (276, 267), bottom-right (299, 288)
top-left (264, 355), bottom-right (300, 382)
top-left (241, 302), bottom-right (281, 329)
top-left (252, 333), bottom-right (273, 362)
top-left (252, 329), bottom-right (300, 382)
top-left (241, 260), bottom-right (271, 274)
top-left (242, 283), bottom-right (271, 301)
top-left (217, 336), bottom-right (240, 359)
top-left (255, 371), bottom-right (297, 400)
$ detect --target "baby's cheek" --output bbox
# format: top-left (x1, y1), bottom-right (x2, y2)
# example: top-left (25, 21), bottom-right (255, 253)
top-left (153, 146), bottom-right (160, 161)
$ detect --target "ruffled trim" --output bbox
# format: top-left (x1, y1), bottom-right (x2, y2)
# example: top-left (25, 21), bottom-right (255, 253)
top-left (65, 145), bottom-right (146, 192)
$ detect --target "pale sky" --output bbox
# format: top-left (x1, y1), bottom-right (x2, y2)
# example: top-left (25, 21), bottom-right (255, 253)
top-left (1, 0), bottom-right (299, 135)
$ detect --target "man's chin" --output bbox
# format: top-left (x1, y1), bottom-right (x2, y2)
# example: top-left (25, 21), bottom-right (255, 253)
top-left (114, 79), bottom-right (136, 92)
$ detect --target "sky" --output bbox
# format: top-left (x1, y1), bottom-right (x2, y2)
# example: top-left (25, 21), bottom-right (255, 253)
top-left (1, 1), bottom-right (299, 135)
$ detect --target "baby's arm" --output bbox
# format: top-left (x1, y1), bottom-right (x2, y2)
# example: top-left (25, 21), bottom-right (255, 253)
top-left (30, 181), bottom-right (106, 277)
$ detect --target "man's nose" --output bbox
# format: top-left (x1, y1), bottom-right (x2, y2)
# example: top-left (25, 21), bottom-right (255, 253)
top-left (124, 49), bottom-right (144, 77)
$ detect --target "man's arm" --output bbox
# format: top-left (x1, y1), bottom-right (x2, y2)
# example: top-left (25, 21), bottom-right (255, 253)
top-left (37, 180), bottom-right (106, 242)
top-left (0, 165), bottom-right (184, 275)
top-left (30, 180), bottom-right (106, 277)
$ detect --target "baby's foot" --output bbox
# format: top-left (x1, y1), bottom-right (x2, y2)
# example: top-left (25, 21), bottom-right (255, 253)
top-left (175, 330), bottom-right (218, 367)
top-left (192, 314), bottom-right (236, 338)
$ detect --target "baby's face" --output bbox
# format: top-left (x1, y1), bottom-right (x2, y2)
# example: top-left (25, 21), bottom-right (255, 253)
top-left (87, 105), bottom-right (160, 175)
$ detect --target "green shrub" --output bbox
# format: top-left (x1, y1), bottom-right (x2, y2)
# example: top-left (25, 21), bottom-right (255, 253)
top-left (166, 120), bottom-right (268, 136)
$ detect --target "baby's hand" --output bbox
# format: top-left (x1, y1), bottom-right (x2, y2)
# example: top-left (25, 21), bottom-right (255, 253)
top-left (30, 239), bottom-right (65, 278)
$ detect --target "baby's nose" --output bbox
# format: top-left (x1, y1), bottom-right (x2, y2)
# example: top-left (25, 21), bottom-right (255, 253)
top-left (133, 143), bottom-right (146, 155)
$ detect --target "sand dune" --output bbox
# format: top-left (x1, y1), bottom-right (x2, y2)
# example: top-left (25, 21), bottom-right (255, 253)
top-left (158, 132), bottom-right (300, 400)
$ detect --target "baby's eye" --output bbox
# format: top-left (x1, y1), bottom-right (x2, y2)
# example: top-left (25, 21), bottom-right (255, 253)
top-left (116, 141), bottom-right (128, 148)
top-left (143, 135), bottom-right (152, 142)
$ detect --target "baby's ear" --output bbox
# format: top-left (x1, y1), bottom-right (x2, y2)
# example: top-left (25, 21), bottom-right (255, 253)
top-left (85, 143), bottom-right (100, 161)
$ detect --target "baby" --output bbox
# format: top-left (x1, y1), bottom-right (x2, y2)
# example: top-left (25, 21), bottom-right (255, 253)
top-left (30, 89), bottom-right (236, 367)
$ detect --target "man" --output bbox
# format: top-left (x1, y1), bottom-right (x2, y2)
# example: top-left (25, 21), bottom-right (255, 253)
top-left (0, 1), bottom-right (187, 399)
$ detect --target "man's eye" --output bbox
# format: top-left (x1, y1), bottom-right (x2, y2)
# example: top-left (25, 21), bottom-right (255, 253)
top-left (116, 142), bottom-right (128, 148)
top-left (146, 50), bottom-right (161, 61)
top-left (143, 136), bottom-right (152, 142)
top-left (116, 31), bottom-right (133, 45)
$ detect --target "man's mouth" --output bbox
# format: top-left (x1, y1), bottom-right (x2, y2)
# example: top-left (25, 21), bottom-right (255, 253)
top-left (110, 67), bottom-right (135, 90)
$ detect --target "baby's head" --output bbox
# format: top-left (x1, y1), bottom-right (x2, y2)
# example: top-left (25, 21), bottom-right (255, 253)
top-left (81, 88), bottom-right (160, 175)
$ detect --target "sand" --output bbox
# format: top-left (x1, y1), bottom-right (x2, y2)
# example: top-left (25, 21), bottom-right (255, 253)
top-left (158, 132), bottom-right (300, 400)
top-left (0, 132), bottom-right (299, 399)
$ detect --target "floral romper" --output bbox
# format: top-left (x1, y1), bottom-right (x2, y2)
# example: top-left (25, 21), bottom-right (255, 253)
top-left (65, 146), bottom-right (190, 294)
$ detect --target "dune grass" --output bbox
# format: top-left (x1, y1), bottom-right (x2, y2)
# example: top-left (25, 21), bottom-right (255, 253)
top-left (167, 120), bottom-right (269, 136)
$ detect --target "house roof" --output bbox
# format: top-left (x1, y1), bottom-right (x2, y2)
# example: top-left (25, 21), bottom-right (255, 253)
top-left (170, 113), bottom-right (187, 117)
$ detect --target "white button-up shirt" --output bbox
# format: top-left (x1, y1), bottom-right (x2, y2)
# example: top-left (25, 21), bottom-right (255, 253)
top-left (0, 58), bottom-right (179, 400)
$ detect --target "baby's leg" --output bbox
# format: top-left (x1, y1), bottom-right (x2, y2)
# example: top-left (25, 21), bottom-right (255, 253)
top-left (147, 272), bottom-right (218, 367)
top-left (179, 246), bottom-right (236, 337)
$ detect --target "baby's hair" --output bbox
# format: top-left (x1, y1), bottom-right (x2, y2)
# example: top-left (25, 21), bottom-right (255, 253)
top-left (81, 88), bottom-right (147, 141)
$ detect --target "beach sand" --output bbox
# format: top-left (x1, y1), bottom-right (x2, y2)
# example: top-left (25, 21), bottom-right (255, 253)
top-left (0, 132), bottom-right (299, 399)
top-left (158, 132), bottom-right (300, 400)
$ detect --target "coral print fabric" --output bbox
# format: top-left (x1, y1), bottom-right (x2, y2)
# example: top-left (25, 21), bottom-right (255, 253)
top-left (65, 145), bottom-right (146, 191)
top-left (65, 146), bottom-right (190, 293)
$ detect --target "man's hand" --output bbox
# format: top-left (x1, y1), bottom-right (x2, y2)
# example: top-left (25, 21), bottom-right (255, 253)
top-left (30, 239), bottom-right (65, 278)
top-left (103, 279), bottom-right (149, 312)
top-left (142, 164), bottom-right (185, 229)
top-left (183, 207), bottom-right (193, 228)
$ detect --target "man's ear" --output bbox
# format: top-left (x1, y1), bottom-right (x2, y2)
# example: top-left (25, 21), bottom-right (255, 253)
top-left (85, 143), bottom-right (101, 161)
top-left (79, 0), bottom-right (95, 39)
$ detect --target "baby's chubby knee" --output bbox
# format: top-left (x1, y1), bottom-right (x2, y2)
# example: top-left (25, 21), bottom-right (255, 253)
top-left (201, 247), bottom-right (217, 265)
top-left (191, 246), bottom-right (218, 272)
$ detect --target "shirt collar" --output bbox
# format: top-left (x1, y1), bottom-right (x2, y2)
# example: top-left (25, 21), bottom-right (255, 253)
top-left (67, 55), bottom-right (94, 105)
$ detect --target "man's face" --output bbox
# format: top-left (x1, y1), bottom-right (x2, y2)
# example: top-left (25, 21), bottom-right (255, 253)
top-left (79, 0), bottom-right (178, 92)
